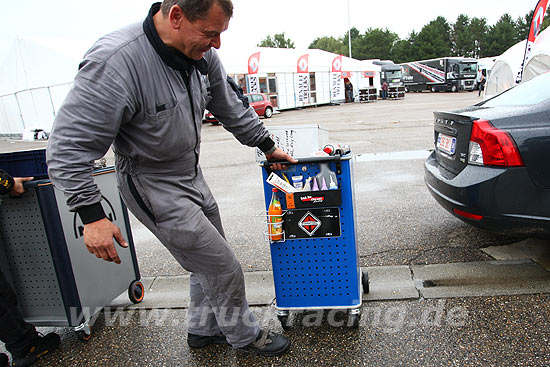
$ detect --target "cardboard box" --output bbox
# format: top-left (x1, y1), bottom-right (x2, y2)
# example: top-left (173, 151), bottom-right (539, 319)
top-left (255, 125), bottom-right (329, 161)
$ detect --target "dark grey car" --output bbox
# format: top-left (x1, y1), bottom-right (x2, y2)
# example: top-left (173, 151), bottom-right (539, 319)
top-left (424, 72), bottom-right (550, 238)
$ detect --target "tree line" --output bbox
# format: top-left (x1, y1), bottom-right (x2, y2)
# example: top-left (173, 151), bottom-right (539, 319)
top-left (258, 9), bottom-right (550, 63)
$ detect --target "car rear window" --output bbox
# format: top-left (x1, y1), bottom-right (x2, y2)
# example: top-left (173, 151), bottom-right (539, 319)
top-left (480, 72), bottom-right (550, 107)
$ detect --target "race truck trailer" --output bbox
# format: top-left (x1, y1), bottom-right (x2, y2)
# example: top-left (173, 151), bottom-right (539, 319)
top-left (400, 57), bottom-right (477, 92)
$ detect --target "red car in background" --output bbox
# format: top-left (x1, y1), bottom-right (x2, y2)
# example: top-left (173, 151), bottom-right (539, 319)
top-left (245, 93), bottom-right (274, 118)
top-left (203, 93), bottom-right (274, 125)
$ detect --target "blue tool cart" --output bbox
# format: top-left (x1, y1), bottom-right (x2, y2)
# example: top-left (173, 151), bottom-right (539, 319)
top-left (0, 166), bottom-right (143, 341)
top-left (261, 154), bottom-right (368, 328)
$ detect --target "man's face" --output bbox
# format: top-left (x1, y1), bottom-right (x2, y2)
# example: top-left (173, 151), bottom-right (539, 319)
top-left (177, 3), bottom-right (229, 60)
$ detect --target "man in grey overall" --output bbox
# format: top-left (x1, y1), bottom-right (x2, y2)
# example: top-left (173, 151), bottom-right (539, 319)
top-left (46, 0), bottom-right (294, 357)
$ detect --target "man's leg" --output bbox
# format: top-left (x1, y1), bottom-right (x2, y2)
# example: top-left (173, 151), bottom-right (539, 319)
top-left (0, 271), bottom-right (37, 356)
top-left (187, 273), bottom-right (221, 336)
top-left (159, 206), bottom-right (260, 348)
top-left (118, 173), bottom-right (259, 347)
top-left (187, 195), bottom-right (226, 339)
top-left (119, 171), bottom-right (289, 355)
top-left (0, 271), bottom-right (61, 365)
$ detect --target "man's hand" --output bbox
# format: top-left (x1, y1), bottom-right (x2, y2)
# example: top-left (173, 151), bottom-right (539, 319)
top-left (10, 177), bottom-right (34, 196)
top-left (83, 218), bottom-right (128, 264)
top-left (265, 147), bottom-right (298, 171)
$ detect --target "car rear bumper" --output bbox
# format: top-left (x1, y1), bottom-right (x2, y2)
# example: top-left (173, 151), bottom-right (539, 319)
top-left (424, 151), bottom-right (550, 237)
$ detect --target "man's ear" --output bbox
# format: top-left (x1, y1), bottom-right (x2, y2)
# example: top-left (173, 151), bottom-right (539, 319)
top-left (168, 5), bottom-right (186, 30)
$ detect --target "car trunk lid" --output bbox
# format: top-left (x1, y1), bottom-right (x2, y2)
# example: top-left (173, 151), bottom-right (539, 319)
top-left (433, 112), bottom-right (474, 175)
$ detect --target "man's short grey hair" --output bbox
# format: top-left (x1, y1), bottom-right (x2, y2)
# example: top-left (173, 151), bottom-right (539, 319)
top-left (161, 0), bottom-right (233, 21)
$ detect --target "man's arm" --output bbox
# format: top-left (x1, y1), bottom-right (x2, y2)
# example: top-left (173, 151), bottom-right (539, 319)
top-left (0, 170), bottom-right (33, 196)
top-left (0, 170), bottom-right (15, 196)
top-left (204, 50), bottom-right (296, 166)
top-left (264, 148), bottom-right (297, 171)
top-left (47, 59), bottom-right (134, 264)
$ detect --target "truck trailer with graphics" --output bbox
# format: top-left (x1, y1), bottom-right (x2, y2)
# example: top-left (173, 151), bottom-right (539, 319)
top-left (400, 57), bottom-right (477, 92)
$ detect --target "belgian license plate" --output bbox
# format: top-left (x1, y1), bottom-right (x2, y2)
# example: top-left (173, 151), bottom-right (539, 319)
top-left (437, 133), bottom-right (456, 155)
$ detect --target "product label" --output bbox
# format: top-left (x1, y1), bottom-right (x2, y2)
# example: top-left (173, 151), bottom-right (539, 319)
top-left (266, 172), bottom-right (296, 193)
top-left (300, 195), bottom-right (325, 204)
top-left (269, 214), bottom-right (283, 240)
top-left (285, 193), bottom-right (296, 209)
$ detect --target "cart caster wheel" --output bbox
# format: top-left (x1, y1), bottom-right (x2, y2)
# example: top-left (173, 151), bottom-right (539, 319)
top-left (129, 280), bottom-right (145, 304)
top-left (362, 271), bottom-right (369, 294)
top-left (278, 315), bottom-right (291, 330)
top-left (348, 314), bottom-right (360, 329)
top-left (76, 328), bottom-right (92, 342)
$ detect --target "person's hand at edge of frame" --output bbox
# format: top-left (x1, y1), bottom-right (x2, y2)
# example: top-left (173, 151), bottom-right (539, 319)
top-left (10, 177), bottom-right (34, 196)
top-left (265, 147), bottom-right (298, 171)
top-left (83, 218), bottom-right (128, 264)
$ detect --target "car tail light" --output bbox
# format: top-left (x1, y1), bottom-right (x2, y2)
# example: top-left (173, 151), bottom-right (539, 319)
top-left (468, 119), bottom-right (524, 167)
top-left (453, 208), bottom-right (483, 221)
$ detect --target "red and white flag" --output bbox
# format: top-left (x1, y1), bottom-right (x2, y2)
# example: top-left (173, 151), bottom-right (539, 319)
top-left (296, 56), bottom-right (310, 104)
top-left (516, 0), bottom-right (550, 83)
top-left (331, 55), bottom-right (343, 73)
top-left (297, 54), bottom-right (309, 73)
top-left (248, 52), bottom-right (261, 75)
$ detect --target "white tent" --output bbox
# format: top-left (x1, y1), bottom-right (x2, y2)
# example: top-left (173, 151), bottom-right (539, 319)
top-left (218, 47), bottom-right (376, 75)
top-left (0, 37), bottom-right (88, 135)
top-left (485, 28), bottom-right (550, 99)
top-left (484, 40), bottom-right (526, 99)
top-left (523, 28), bottom-right (550, 82)
top-left (217, 47), bottom-right (381, 109)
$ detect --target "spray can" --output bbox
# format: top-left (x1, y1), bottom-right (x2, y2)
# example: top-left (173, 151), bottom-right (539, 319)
top-left (323, 144), bottom-right (351, 156)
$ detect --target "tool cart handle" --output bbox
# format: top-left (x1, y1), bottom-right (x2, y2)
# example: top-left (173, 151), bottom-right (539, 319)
top-left (262, 155), bottom-right (350, 174)
top-left (261, 155), bottom-right (345, 169)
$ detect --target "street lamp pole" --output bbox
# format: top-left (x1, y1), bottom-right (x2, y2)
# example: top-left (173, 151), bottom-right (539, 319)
top-left (347, 0), bottom-right (352, 58)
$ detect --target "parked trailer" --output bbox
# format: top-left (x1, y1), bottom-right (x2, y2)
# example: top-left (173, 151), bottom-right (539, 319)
top-left (401, 57), bottom-right (477, 92)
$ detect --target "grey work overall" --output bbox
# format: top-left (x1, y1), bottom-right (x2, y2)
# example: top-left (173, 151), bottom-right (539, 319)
top-left (47, 16), bottom-right (266, 347)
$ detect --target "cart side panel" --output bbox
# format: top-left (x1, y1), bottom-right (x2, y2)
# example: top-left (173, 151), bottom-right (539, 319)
top-left (0, 189), bottom-right (68, 325)
top-left (35, 184), bottom-right (85, 326)
top-left (52, 169), bottom-right (138, 322)
top-left (341, 157), bottom-right (362, 304)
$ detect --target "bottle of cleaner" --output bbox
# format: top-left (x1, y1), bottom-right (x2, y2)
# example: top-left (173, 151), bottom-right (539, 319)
top-left (320, 177), bottom-right (328, 190)
top-left (311, 177), bottom-right (319, 191)
top-left (268, 188), bottom-right (283, 241)
top-left (302, 177), bottom-right (312, 191)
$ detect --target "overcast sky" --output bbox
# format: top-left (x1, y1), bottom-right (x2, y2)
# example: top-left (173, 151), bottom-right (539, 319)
top-left (0, 0), bottom-right (538, 62)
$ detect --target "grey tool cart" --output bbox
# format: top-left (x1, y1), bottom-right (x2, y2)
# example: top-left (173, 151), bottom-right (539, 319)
top-left (0, 167), bottom-right (144, 341)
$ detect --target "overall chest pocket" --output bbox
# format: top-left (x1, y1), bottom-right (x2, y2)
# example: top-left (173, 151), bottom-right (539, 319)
top-left (139, 98), bottom-right (181, 148)
top-left (144, 98), bottom-right (178, 121)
